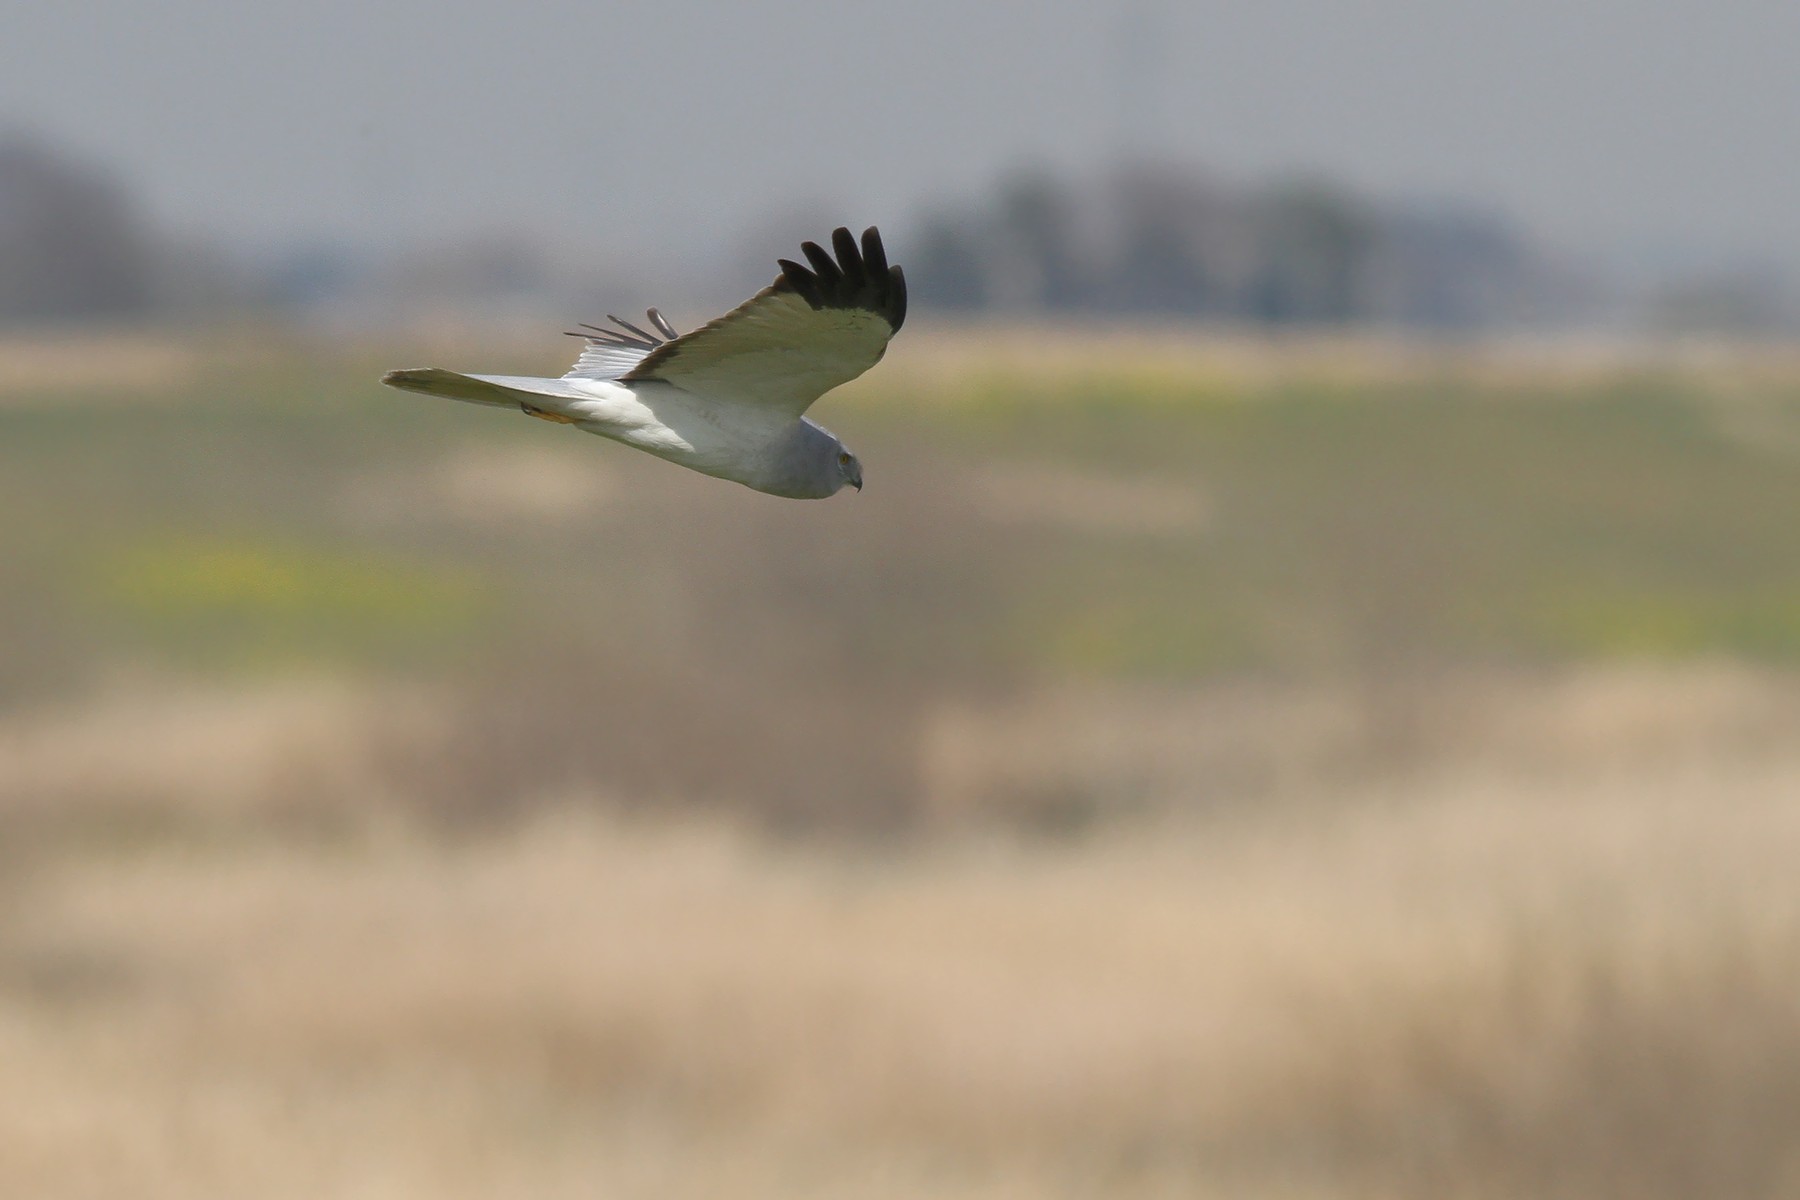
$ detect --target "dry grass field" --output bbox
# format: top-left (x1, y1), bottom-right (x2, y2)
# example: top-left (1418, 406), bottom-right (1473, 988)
top-left (3, 328), bottom-right (1800, 1197)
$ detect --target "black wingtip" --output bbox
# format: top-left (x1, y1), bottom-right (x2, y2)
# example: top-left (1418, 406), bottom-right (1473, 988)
top-left (831, 227), bottom-right (865, 286)
top-left (888, 264), bottom-right (907, 332)
top-left (777, 258), bottom-right (826, 307)
top-left (799, 240), bottom-right (843, 286)
top-left (772, 224), bottom-right (905, 333)
top-left (860, 226), bottom-right (889, 277)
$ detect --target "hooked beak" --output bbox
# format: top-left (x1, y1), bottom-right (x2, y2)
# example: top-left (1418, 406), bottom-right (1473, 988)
top-left (850, 469), bottom-right (863, 492)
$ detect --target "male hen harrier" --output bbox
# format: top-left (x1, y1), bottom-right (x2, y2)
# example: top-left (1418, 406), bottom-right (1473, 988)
top-left (382, 226), bottom-right (905, 499)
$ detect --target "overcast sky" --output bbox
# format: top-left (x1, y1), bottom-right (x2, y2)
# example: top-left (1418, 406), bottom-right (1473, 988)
top-left (5, 0), bottom-right (1796, 274)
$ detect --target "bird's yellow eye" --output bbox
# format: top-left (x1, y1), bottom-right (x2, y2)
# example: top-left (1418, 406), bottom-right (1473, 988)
top-left (839, 452), bottom-right (851, 466)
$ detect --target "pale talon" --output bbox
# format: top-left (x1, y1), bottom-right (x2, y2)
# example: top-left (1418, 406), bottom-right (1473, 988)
top-left (521, 402), bottom-right (578, 425)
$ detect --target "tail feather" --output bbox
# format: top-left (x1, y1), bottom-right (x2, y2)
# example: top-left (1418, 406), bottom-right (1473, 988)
top-left (380, 368), bottom-right (592, 413)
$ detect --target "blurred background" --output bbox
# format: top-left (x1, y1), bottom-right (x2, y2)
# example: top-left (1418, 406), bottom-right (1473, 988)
top-left (5, 2), bottom-right (1800, 1196)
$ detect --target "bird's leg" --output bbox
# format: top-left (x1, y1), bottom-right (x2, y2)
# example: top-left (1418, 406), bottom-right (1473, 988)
top-left (520, 401), bottom-right (578, 425)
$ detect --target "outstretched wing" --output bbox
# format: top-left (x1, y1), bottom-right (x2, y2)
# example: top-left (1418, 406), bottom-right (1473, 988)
top-left (620, 226), bottom-right (906, 418)
top-left (562, 308), bottom-right (680, 380)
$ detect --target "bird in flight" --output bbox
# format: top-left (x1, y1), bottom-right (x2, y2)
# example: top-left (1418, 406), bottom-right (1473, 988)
top-left (382, 226), bottom-right (905, 499)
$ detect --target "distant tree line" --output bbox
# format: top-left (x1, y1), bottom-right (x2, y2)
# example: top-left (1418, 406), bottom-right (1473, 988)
top-left (1, 135), bottom-right (1785, 334)
top-left (909, 165), bottom-right (1582, 329)
top-left (0, 134), bottom-right (247, 327)
top-left (0, 136), bottom-right (156, 324)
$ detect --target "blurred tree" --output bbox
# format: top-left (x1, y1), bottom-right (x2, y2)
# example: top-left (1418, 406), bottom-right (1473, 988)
top-left (1372, 206), bottom-right (1542, 329)
top-left (1643, 269), bottom-right (1791, 336)
top-left (909, 212), bottom-right (989, 311)
top-left (992, 171), bottom-right (1087, 310)
top-left (1247, 180), bottom-right (1377, 324)
top-left (1106, 166), bottom-right (1236, 314)
top-left (903, 163), bottom-right (1565, 330)
top-left (0, 135), bottom-right (155, 324)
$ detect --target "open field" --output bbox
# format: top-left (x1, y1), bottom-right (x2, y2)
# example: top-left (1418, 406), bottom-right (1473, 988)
top-left (7, 761), bottom-right (1800, 1200)
top-left (3, 327), bottom-right (1800, 1196)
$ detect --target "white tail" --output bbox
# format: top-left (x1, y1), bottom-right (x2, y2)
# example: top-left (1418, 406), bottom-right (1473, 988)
top-left (380, 369), bottom-right (595, 419)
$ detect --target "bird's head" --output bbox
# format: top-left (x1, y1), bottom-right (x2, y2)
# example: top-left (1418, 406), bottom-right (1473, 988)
top-left (777, 421), bottom-right (862, 499)
top-left (835, 446), bottom-right (863, 493)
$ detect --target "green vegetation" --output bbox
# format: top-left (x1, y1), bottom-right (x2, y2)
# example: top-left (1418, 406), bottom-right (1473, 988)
top-left (83, 533), bottom-right (490, 672)
top-left (5, 338), bottom-right (1800, 697)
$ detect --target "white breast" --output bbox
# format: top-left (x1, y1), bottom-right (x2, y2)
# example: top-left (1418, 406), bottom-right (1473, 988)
top-left (567, 379), bottom-right (799, 489)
